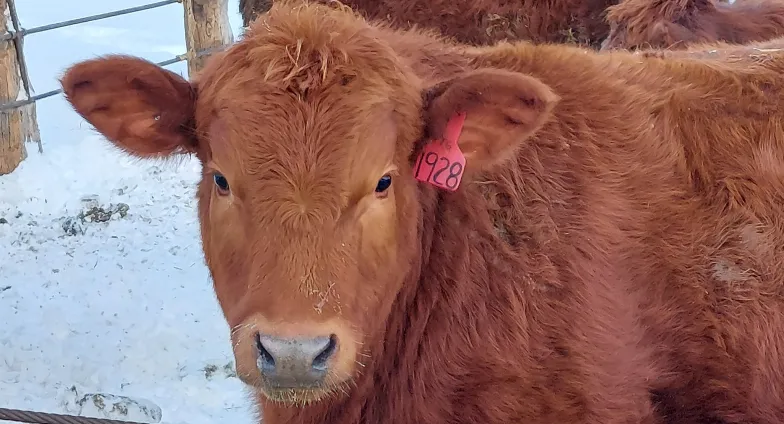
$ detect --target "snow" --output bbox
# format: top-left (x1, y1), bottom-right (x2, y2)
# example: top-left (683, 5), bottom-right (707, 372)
top-left (0, 1), bottom-right (259, 424)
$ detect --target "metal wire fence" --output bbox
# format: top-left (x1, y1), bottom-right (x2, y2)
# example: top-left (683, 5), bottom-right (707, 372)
top-left (0, 407), bottom-right (149, 424)
top-left (0, 0), bottom-right (230, 112)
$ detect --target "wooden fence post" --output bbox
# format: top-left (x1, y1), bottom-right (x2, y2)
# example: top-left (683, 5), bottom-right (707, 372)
top-left (0, 0), bottom-right (40, 175)
top-left (183, 0), bottom-right (233, 78)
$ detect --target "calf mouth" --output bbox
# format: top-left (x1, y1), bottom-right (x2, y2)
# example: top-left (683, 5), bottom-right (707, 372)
top-left (230, 313), bottom-right (362, 406)
top-left (257, 383), bottom-right (345, 406)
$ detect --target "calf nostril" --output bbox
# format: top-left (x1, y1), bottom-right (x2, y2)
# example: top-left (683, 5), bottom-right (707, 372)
top-left (312, 334), bottom-right (338, 371)
top-left (255, 332), bottom-right (276, 372)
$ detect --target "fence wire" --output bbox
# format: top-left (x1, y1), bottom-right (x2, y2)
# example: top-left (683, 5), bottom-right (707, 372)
top-left (0, 44), bottom-right (229, 112)
top-left (0, 0), bottom-right (182, 42)
top-left (5, 0), bottom-right (42, 153)
top-left (6, 0), bottom-right (32, 95)
top-left (0, 0), bottom-right (212, 112)
top-left (0, 407), bottom-right (148, 424)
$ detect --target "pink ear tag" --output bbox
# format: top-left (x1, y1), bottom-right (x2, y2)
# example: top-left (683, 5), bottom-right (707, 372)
top-left (413, 112), bottom-right (467, 191)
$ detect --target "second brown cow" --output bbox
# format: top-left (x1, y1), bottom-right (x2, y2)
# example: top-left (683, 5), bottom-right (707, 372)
top-left (602, 0), bottom-right (784, 50)
top-left (61, 1), bottom-right (784, 424)
top-left (240, 0), bottom-right (619, 48)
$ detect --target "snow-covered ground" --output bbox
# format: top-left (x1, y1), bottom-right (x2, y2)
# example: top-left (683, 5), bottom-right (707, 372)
top-left (1, 1), bottom-right (259, 423)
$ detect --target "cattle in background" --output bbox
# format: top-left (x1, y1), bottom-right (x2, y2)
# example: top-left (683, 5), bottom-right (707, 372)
top-left (634, 34), bottom-right (784, 60)
top-left (240, 0), bottom-right (619, 48)
top-left (60, 1), bottom-right (784, 423)
top-left (601, 0), bottom-right (784, 50)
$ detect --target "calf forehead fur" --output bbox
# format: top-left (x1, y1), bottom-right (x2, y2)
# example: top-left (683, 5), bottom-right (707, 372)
top-left (194, 0), bottom-right (423, 162)
top-left (191, 1), bottom-right (430, 239)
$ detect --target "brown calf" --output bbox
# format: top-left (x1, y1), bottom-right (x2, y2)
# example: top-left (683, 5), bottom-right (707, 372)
top-left (240, 0), bottom-right (619, 48)
top-left (60, 1), bottom-right (784, 423)
top-left (601, 0), bottom-right (784, 50)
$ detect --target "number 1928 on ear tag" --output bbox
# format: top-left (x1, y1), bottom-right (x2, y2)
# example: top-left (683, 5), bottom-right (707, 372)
top-left (413, 112), bottom-right (467, 191)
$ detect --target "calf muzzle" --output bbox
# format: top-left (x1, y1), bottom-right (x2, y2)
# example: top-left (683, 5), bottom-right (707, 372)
top-left (255, 332), bottom-right (338, 388)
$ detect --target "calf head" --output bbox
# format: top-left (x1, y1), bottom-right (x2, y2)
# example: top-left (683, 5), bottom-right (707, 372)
top-left (60, 0), bottom-right (557, 407)
top-left (601, 0), bottom-right (716, 50)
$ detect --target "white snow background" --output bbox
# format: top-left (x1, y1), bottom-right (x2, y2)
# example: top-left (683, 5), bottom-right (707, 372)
top-left (0, 1), bottom-right (258, 423)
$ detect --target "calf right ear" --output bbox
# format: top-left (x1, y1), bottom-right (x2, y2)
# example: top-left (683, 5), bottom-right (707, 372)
top-left (422, 68), bottom-right (559, 175)
top-left (60, 55), bottom-right (198, 159)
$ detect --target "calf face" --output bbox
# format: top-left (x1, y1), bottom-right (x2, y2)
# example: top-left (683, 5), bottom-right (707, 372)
top-left (60, 1), bottom-right (557, 407)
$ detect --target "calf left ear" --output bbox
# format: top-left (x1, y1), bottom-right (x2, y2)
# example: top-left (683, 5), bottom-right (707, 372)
top-left (60, 55), bottom-right (198, 159)
top-left (422, 68), bottom-right (558, 174)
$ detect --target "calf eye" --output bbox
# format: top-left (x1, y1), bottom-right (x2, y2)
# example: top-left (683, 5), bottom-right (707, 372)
top-left (375, 174), bottom-right (392, 197)
top-left (213, 172), bottom-right (230, 195)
